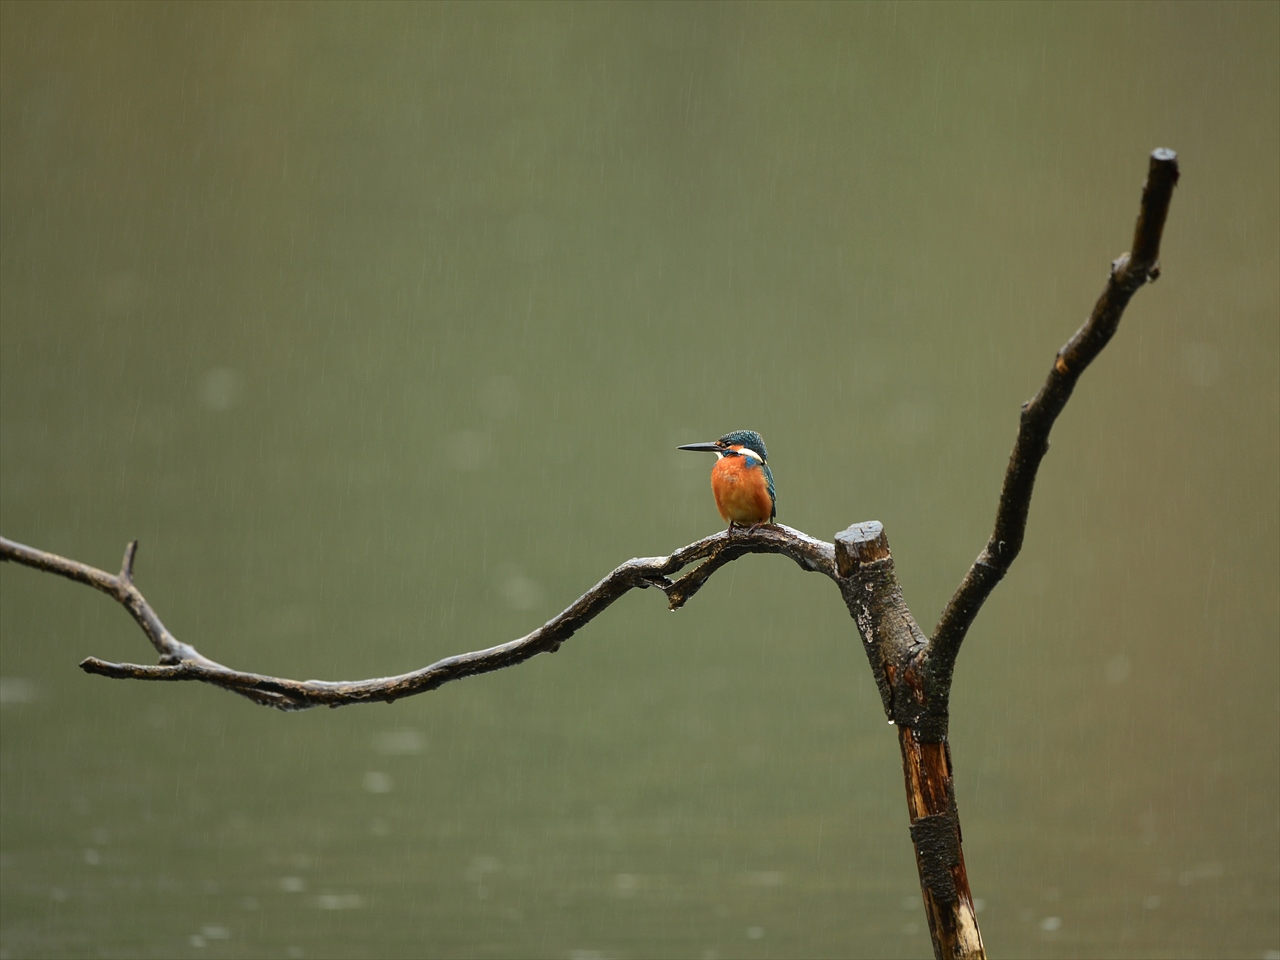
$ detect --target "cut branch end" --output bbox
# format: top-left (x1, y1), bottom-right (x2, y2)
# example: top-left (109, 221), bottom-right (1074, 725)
top-left (835, 521), bottom-right (889, 577)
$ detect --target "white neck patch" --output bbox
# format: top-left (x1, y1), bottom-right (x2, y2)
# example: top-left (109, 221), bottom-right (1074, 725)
top-left (733, 447), bottom-right (765, 464)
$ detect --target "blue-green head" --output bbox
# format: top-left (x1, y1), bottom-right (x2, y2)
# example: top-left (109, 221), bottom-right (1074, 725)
top-left (677, 429), bottom-right (768, 462)
top-left (716, 430), bottom-right (767, 461)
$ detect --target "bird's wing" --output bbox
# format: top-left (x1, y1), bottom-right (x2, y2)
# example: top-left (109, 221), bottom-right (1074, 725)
top-left (763, 462), bottom-right (776, 519)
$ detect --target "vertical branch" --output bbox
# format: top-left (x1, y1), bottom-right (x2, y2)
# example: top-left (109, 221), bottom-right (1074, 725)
top-left (835, 524), bottom-right (985, 960)
top-left (901, 729), bottom-right (985, 960)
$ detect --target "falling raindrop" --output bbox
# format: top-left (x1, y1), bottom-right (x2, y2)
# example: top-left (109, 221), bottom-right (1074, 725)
top-left (1179, 342), bottom-right (1220, 387)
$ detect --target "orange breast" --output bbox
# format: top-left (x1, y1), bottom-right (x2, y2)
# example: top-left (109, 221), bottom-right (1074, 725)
top-left (710, 457), bottom-right (774, 525)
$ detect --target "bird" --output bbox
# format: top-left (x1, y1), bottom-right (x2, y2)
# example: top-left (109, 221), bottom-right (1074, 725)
top-left (678, 429), bottom-right (776, 533)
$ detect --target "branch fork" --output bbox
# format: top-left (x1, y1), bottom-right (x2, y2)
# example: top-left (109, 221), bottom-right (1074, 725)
top-left (1, 523), bottom-right (837, 712)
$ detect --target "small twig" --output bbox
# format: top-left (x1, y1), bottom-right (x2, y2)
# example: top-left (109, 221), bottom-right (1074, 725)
top-left (120, 539), bottom-right (138, 583)
top-left (0, 525), bottom-right (836, 712)
top-left (931, 148), bottom-right (1179, 670)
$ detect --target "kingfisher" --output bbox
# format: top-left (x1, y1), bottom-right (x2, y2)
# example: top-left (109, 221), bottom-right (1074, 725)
top-left (678, 429), bottom-right (776, 532)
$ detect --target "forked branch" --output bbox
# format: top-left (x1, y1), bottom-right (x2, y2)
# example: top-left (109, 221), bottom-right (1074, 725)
top-left (0, 526), bottom-right (836, 711)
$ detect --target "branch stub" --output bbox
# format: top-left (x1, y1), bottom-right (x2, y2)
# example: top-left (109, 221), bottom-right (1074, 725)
top-left (835, 521), bottom-right (889, 577)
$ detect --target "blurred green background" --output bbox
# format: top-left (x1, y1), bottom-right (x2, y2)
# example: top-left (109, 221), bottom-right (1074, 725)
top-left (1, 3), bottom-right (1276, 958)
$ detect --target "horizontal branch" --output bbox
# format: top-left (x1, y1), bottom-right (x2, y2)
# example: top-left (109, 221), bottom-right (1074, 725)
top-left (931, 148), bottom-right (1179, 671)
top-left (0, 526), bottom-right (836, 711)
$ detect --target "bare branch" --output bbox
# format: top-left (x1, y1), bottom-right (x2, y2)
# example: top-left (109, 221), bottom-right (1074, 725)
top-left (931, 148), bottom-right (1180, 668)
top-left (0, 526), bottom-right (837, 712)
top-left (834, 522), bottom-right (984, 958)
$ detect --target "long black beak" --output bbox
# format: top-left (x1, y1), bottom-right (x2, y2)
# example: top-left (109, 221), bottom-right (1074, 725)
top-left (677, 442), bottom-right (722, 453)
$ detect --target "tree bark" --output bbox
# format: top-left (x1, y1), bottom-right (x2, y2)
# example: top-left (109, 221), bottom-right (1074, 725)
top-left (836, 522), bottom-right (984, 958)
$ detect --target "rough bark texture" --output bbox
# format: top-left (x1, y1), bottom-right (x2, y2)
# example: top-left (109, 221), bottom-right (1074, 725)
top-left (900, 727), bottom-right (984, 957)
top-left (836, 523), bottom-right (985, 959)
